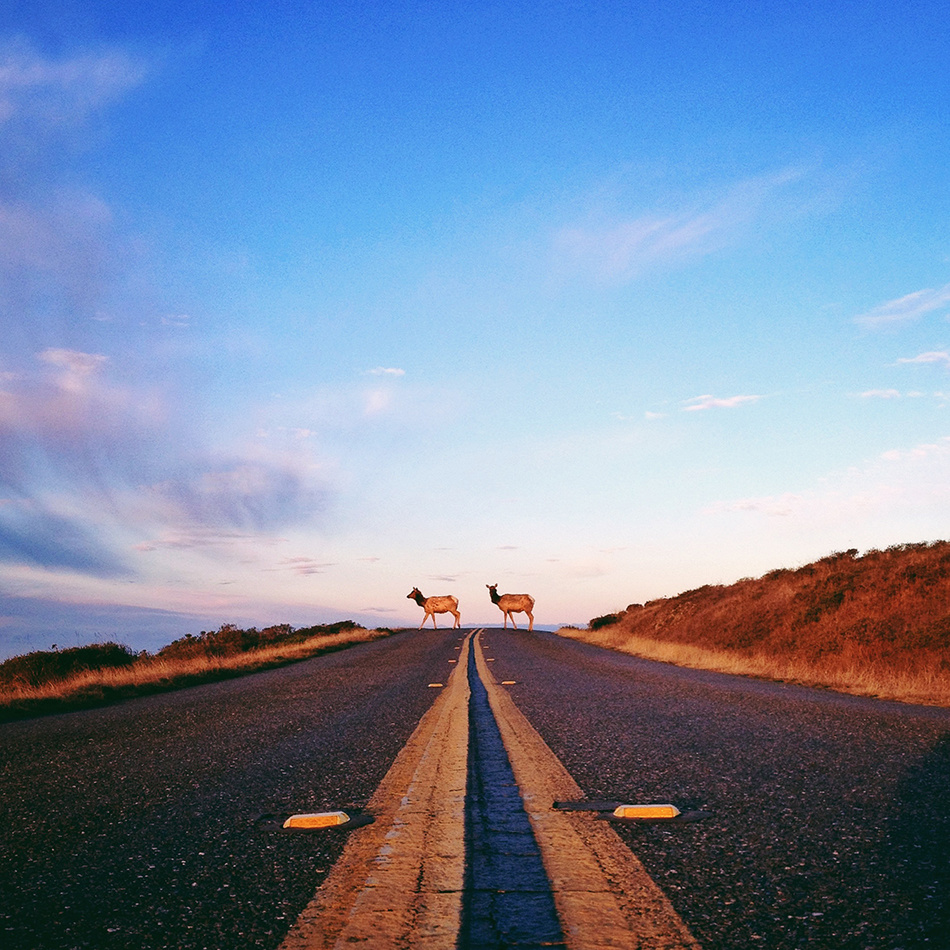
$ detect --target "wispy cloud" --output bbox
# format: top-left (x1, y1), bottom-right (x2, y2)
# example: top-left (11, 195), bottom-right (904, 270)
top-left (552, 167), bottom-right (804, 284)
top-left (705, 436), bottom-right (950, 526)
top-left (146, 458), bottom-right (327, 535)
top-left (853, 284), bottom-right (950, 327)
top-left (0, 502), bottom-right (132, 577)
top-left (683, 393), bottom-right (761, 412)
top-left (0, 349), bottom-right (332, 577)
top-left (275, 557), bottom-right (335, 576)
top-left (0, 191), bottom-right (115, 329)
top-left (554, 212), bottom-right (720, 283)
top-left (366, 367), bottom-right (405, 376)
top-left (0, 41), bottom-right (149, 353)
top-left (364, 387), bottom-right (394, 415)
top-left (897, 351), bottom-right (950, 369)
top-left (859, 388), bottom-right (901, 399)
top-left (0, 38), bottom-right (147, 130)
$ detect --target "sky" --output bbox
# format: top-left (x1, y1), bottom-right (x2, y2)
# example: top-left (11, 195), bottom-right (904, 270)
top-left (2, 0), bottom-right (950, 658)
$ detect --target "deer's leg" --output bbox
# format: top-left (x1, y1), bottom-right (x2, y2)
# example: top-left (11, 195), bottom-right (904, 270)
top-left (526, 610), bottom-right (534, 631)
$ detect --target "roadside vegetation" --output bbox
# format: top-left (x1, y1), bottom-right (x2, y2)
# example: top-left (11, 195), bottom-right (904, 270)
top-left (559, 541), bottom-right (950, 707)
top-left (0, 621), bottom-right (390, 722)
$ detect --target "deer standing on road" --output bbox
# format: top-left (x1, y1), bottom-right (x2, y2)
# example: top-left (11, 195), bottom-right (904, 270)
top-left (486, 584), bottom-right (535, 631)
top-left (407, 587), bottom-right (461, 629)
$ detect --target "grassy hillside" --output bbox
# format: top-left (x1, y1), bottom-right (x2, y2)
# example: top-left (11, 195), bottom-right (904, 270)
top-left (0, 621), bottom-right (390, 721)
top-left (558, 542), bottom-right (950, 707)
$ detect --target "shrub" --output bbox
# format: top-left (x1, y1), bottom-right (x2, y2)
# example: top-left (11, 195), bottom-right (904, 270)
top-left (156, 620), bottom-right (364, 660)
top-left (0, 642), bottom-right (138, 688)
top-left (590, 613), bottom-right (623, 631)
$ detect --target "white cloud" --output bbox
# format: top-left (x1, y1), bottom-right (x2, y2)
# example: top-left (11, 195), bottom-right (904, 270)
top-left (859, 388), bottom-right (901, 399)
top-left (683, 393), bottom-right (761, 411)
top-left (367, 367), bottom-right (405, 376)
top-left (897, 351), bottom-right (950, 369)
top-left (854, 284), bottom-right (950, 327)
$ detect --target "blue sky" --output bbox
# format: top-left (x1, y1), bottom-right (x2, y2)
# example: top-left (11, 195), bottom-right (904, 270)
top-left (2, 1), bottom-right (950, 657)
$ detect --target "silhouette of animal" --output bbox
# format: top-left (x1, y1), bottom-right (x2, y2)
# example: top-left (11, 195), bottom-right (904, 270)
top-left (486, 584), bottom-right (535, 631)
top-left (407, 587), bottom-right (461, 629)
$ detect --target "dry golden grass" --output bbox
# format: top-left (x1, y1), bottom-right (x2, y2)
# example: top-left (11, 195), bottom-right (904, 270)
top-left (557, 542), bottom-right (950, 708)
top-left (556, 626), bottom-right (950, 706)
top-left (0, 626), bottom-right (390, 720)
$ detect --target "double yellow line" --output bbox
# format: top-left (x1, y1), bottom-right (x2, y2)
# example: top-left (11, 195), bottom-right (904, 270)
top-left (280, 631), bottom-right (699, 949)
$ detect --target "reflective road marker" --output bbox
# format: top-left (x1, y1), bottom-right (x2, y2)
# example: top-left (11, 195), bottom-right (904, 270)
top-left (613, 804), bottom-right (681, 820)
top-left (283, 811), bottom-right (350, 829)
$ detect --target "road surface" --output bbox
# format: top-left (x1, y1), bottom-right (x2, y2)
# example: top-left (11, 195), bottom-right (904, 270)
top-left (2, 627), bottom-right (949, 948)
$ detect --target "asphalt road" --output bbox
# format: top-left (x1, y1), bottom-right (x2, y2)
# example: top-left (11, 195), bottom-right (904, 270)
top-left (479, 629), bottom-right (950, 950)
top-left (0, 629), bottom-right (463, 950)
top-left (3, 627), bottom-right (949, 949)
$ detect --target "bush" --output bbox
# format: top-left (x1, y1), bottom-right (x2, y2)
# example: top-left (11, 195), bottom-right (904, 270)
top-left (590, 613), bottom-right (623, 631)
top-left (156, 620), bottom-right (364, 661)
top-left (0, 642), bottom-right (138, 687)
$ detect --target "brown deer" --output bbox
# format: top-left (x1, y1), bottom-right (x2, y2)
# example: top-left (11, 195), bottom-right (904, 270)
top-left (407, 587), bottom-right (461, 629)
top-left (486, 584), bottom-right (535, 631)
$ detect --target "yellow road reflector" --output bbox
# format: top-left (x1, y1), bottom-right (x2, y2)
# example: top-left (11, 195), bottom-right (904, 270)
top-left (428, 683), bottom-right (444, 688)
top-left (613, 804), bottom-right (681, 820)
top-left (501, 680), bottom-right (517, 685)
top-left (283, 811), bottom-right (350, 829)
top-left (448, 659), bottom-right (457, 663)
top-left (486, 658), bottom-right (495, 661)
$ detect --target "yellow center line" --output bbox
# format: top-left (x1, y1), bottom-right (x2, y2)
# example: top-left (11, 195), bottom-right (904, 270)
top-left (279, 633), bottom-right (473, 949)
top-left (472, 634), bottom-right (700, 949)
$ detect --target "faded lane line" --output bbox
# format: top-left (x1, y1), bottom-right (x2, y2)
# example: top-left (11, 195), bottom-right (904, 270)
top-left (473, 633), bottom-right (701, 950)
top-left (279, 633), bottom-right (473, 950)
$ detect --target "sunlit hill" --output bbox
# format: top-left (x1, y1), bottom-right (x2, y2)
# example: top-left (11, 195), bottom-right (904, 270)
top-left (561, 541), bottom-right (950, 707)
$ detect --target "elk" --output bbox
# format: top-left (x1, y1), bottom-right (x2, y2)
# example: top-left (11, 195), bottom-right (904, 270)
top-left (407, 587), bottom-right (461, 629)
top-left (486, 584), bottom-right (535, 631)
